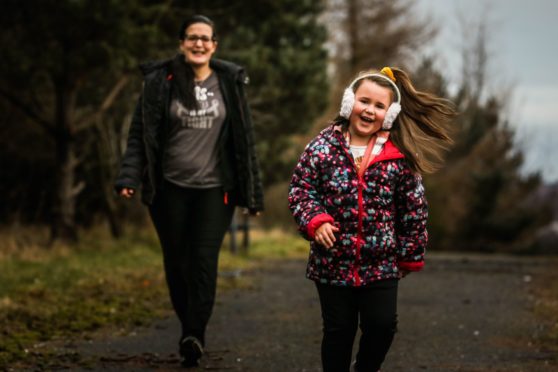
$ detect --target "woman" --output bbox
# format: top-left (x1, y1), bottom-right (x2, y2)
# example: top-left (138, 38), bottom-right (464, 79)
top-left (289, 67), bottom-right (455, 371)
top-left (115, 15), bottom-right (264, 367)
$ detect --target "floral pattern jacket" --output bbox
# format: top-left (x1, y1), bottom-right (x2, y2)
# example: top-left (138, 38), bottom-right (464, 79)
top-left (288, 124), bottom-right (427, 286)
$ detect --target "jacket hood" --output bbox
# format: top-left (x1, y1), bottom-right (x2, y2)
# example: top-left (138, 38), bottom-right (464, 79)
top-left (139, 59), bottom-right (172, 75)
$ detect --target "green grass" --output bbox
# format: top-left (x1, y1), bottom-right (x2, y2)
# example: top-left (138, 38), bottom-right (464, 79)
top-left (0, 225), bottom-right (309, 369)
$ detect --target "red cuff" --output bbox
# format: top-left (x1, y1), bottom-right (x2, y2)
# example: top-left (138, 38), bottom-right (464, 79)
top-left (307, 213), bottom-right (335, 239)
top-left (399, 261), bottom-right (424, 272)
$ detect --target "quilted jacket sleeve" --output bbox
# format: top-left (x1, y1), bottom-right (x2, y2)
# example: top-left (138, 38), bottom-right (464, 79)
top-left (236, 69), bottom-right (264, 213)
top-left (114, 95), bottom-right (146, 193)
top-left (394, 166), bottom-right (428, 271)
top-left (288, 145), bottom-right (334, 240)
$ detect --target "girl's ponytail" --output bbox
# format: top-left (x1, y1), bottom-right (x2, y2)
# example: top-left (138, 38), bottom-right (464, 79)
top-left (390, 68), bottom-right (456, 174)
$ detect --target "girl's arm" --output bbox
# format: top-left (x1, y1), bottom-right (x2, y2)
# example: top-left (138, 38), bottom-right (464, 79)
top-left (394, 167), bottom-right (428, 272)
top-left (288, 148), bottom-right (334, 241)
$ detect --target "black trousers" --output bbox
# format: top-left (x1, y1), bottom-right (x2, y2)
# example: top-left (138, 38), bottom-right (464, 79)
top-left (315, 279), bottom-right (399, 372)
top-left (149, 180), bottom-right (235, 345)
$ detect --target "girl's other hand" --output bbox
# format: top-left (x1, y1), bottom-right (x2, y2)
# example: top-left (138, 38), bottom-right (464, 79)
top-left (315, 222), bottom-right (339, 249)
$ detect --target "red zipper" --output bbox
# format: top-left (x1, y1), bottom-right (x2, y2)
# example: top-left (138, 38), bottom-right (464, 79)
top-left (340, 131), bottom-right (392, 286)
top-left (354, 176), bottom-right (364, 286)
top-left (341, 145), bottom-right (364, 286)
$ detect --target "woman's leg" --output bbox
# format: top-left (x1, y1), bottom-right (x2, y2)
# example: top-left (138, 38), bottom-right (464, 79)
top-left (150, 183), bottom-right (233, 366)
top-left (355, 279), bottom-right (399, 371)
top-left (149, 181), bottom-right (194, 336)
top-left (185, 187), bottom-right (234, 345)
top-left (315, 282), bottom-right (359, 372)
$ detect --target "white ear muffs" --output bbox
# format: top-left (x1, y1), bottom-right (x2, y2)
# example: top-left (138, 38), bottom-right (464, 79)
top-left (339, 87), bottom-right (355, 119)
top-left (338, 73), bottom-right (402, 130)
top-left (382, 102), bottom-right (401, 130)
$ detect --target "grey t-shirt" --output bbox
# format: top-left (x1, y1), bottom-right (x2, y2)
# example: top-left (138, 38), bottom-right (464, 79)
top-left (163, 72), bottom-right (226, 188)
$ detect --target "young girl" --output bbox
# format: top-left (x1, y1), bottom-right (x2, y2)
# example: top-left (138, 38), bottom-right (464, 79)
top-left (288, 67), bottom-right (454, 372)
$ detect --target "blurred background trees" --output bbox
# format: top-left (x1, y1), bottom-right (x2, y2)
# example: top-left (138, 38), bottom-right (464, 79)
top-left (0, 0), bottom-right (553, 252)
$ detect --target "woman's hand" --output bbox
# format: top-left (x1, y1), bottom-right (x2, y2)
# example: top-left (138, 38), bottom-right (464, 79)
top-left (315, 222), bottom-right (339, 249)
top-left (119, 187), bottom-right (135, 199)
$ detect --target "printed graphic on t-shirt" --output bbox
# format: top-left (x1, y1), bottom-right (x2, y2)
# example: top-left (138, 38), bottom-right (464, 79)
top-left (173, 85), bottom-right (220, 130)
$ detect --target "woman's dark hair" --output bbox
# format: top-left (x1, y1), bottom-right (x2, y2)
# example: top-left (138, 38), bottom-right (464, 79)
top-left (178, 15), bottom-right (217, 41)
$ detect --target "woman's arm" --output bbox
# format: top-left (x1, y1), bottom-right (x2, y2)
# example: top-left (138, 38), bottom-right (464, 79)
top-left (114, 95), bottom-right (147, 194)
top-left (237, 70), bottom-right (264, 213)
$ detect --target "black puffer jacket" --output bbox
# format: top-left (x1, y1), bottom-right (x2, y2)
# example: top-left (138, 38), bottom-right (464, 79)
top-left (114, 56), bottom-right (264, 212)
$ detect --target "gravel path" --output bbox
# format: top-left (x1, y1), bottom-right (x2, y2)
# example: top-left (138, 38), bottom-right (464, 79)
top-left (68, 252), bottom-right (557, 371)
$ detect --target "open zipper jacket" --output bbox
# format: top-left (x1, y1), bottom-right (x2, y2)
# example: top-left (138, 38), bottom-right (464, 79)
top-left (288, 124), bottom-right (427, 286)
top-left (114, 57), bottom-right (264, 213)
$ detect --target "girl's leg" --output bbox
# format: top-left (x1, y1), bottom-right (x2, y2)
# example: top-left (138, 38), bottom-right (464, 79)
top-left (315, 282), bottom-right (359, 372)
top-left (355, 279), bottom-right (399, 371)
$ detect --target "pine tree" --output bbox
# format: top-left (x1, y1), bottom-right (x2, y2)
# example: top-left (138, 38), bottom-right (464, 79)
top-left (419, 18), bottom-right (550, 252)
top-left (212, 0), bottom-right (330, 186)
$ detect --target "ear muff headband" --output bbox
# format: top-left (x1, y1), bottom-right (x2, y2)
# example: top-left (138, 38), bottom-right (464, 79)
top-left (339, 73), bottom-right (402, 130)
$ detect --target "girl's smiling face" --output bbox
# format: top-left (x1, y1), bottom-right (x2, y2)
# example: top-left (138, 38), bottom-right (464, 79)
top-left (348, 79), bottom-right (393, 144)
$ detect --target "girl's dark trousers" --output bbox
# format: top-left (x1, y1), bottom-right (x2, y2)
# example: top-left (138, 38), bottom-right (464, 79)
top-left (149, 180), bottom-right (235, 346)
top-left (315, 279), bottom-right (399, 372)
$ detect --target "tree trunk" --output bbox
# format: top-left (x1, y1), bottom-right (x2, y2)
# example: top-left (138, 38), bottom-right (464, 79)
top-left (102, 185), bottom-right (123, 239)
top-left (50, 138), bottom-right (83, 243)
top-left (49, 80), bottom-right (83, 244)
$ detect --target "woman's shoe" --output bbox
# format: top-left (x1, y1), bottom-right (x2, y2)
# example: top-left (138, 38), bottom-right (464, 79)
top-left (179, 336), bottom-right (204, 368)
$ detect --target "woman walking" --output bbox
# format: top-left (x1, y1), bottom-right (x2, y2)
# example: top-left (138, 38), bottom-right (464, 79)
top-left (115, 15), bottom-right (264, 367)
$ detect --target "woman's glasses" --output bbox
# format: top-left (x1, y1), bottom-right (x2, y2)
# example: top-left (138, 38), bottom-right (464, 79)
top-left (184, 34), bottom-right (215, 44)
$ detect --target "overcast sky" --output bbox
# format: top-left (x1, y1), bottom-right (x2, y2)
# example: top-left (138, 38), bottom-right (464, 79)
top-left (414, 0), bottom-right (558, 183)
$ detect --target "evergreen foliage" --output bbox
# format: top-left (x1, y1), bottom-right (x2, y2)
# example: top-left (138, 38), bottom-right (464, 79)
top-left (414, 60), bottom-right (550, 252)
top-left (0, 0), bottom-right (329, 239)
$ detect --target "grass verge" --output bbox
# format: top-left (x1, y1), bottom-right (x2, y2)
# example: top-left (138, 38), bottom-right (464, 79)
top-left (0, 225), bottom-right (309, 369)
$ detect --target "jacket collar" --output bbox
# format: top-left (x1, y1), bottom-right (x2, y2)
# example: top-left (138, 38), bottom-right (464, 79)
top-left (326, 123), bottom-right (405, 162)
top-left (137, 55), bottom-right (244, 78)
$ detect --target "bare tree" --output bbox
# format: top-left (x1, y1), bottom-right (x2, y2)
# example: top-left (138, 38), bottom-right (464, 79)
top-left (427, 8), bottom-right (549, 252)
top-left (323, 0), bottom-right (436, 85)
top-left (0, 76), bottom-right (129, 242)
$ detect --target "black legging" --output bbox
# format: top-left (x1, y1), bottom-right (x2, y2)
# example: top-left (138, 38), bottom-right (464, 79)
top-left (149, 180), bottom-right (235, 345)
top-left (316, 279), bottom-right (399, 372)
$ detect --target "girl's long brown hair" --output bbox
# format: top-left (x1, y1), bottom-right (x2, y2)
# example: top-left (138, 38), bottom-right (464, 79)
top-left (387, 67), bottom-right (455, 174)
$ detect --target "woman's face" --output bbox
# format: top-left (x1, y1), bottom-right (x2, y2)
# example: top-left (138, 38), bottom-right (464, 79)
top-left (180, 22), bottom-right (217, 67)
top-left (349, 79), bottom-right (392, 140)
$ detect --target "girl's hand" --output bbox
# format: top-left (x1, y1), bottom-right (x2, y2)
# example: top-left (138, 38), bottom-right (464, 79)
top-left (315, 222), bottom-right (339, 249)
